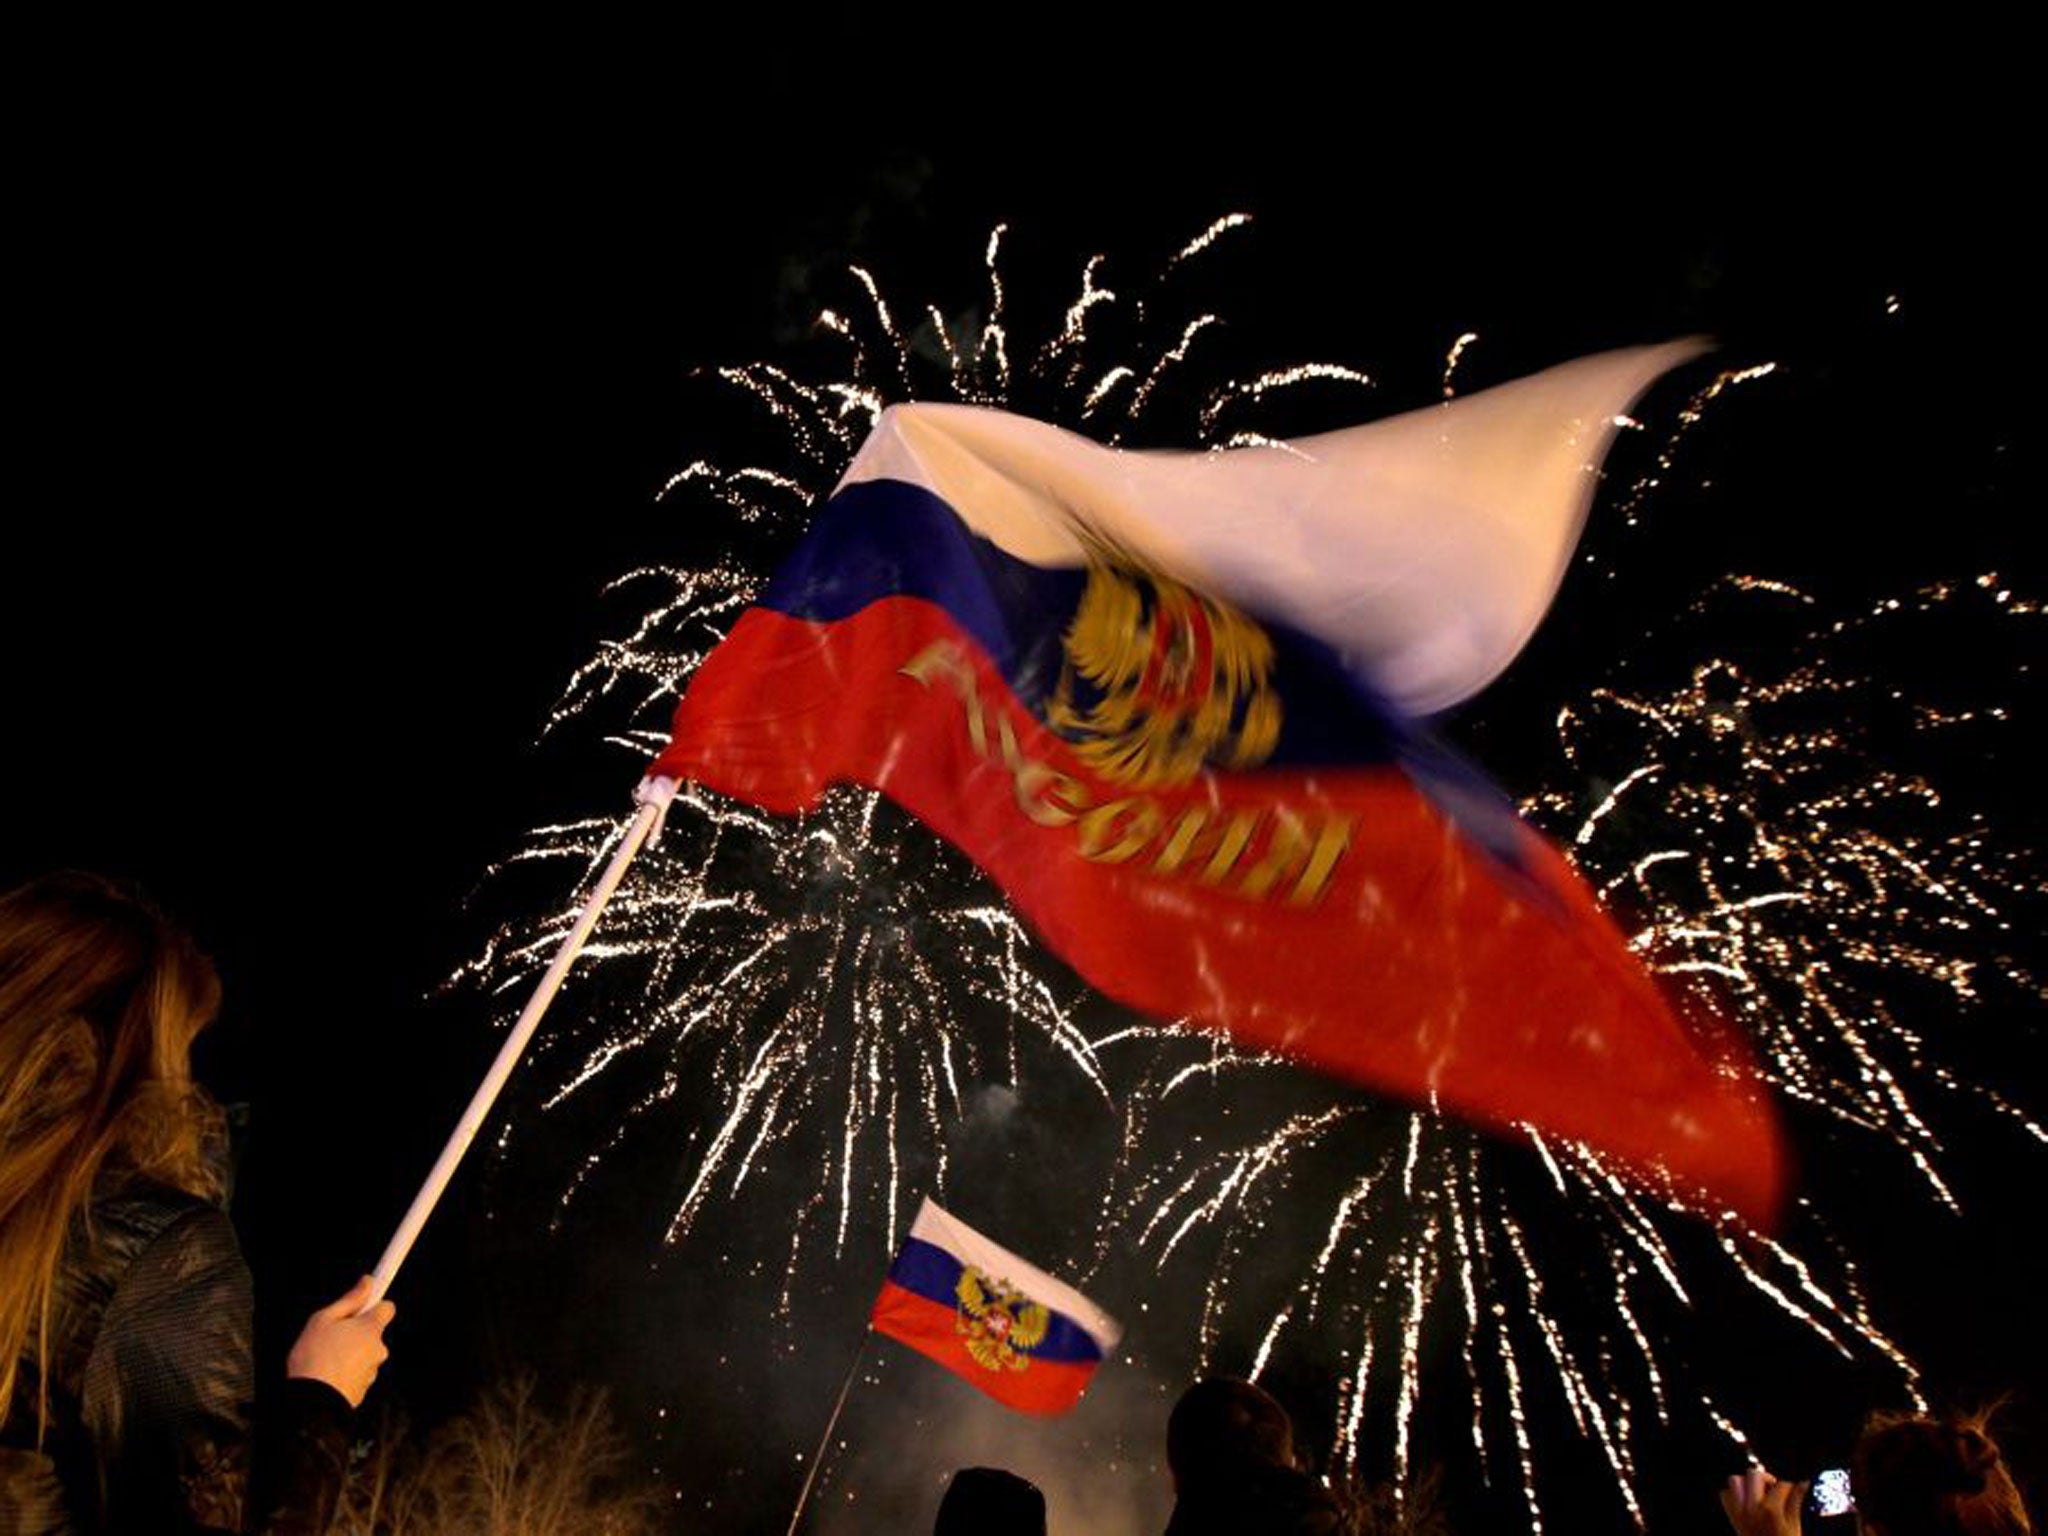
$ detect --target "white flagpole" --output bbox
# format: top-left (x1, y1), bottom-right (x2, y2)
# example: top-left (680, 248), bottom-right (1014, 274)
top-left (785, 1327), bottom-right (872, 1536)
top-left (363, 779), bottom-right (678, 1305)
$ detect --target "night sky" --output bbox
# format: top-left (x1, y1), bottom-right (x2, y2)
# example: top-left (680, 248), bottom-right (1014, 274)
top-left (7, 28), bottom-right (2040, 1535)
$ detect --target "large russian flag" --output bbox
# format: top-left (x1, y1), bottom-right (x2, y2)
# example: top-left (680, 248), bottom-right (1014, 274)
top-left (650, 342), bottom-right (1787, 1225)
top-left (870, 1199), bottom-right (1120, 1415)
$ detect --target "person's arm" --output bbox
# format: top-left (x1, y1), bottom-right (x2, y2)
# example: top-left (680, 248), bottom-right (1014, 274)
top-left (250, 1276), bottom-right (397, 1535)
top-left (1720, 1468), bottom-right (1809, 1536)
top-left (80, 1208), bottom-right (393, 1535)
top-left (244, 1375), bottom-right (353, 1536)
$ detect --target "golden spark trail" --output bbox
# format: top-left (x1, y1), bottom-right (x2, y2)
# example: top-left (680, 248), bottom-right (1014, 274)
top-left (451, 221), bottom-right (2041, 1536)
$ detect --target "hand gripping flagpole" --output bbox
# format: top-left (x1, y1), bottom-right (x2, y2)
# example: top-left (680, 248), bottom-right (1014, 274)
top-left (363, 776), bottom-right (680, 1306)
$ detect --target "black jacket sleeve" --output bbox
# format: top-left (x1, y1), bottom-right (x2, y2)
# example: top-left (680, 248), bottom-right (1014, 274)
top-left (246, 1379), bottom-right (352, 1536)
top-left (79, 1205), bottom-right (351, 1534)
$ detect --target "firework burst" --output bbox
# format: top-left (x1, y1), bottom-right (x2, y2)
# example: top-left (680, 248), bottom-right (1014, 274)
top-left (452, 779), bottom-right (1099, 1298)
top-left (1536, 574), bottom-right (2048, 1200)
top-left (1129, 569), bottom-right (2042, 1531)
top-left (452, 219), bottom-right (2043, 1532)
top-left (453, 214), bottom-right (1378, 1274)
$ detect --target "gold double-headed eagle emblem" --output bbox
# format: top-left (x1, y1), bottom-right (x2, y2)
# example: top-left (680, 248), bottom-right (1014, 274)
top-left (896, 537), bottom-right (1349, 906)
top-left (954, 1265), bottom-right (1051, 1373)
top-left (1046, 547), bottom-right (1282, 789)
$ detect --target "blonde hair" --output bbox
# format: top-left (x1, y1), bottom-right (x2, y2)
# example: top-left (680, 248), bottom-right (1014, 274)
top-left (0, 871), bottom-right (226, 1436)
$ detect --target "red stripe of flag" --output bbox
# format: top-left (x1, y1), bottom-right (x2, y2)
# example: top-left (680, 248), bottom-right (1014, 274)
top-left (869, 1281), bottom-right (1100, 1417)
top-left (655, 595), bottom-right (1785, 1224)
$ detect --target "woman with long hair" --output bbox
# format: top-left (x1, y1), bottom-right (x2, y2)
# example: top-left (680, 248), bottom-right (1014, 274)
top-left (0, 871), bottom-right (395, 1533)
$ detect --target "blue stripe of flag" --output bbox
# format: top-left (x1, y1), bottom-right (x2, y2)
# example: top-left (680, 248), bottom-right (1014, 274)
top-left (760, 479), bottom-right (1407, 768)
top-left (884, 1237), bottom-right (1105, 1363)
top-left (760, 477), bottom-right (1534, 874)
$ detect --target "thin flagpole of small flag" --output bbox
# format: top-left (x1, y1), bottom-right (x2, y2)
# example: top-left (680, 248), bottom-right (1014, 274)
top-left (785, 1328), bottom-right (872, 1536)
top-left (784, 1197), bottom-right (1121, 1533)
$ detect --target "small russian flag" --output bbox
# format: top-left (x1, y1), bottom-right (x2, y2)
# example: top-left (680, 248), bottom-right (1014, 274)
top-left (870, 1198), bottom-right (1121, 1416)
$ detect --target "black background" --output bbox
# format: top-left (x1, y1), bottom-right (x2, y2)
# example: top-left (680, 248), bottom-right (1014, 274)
top-left (6, 20), bottom-right (2039, 1534)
